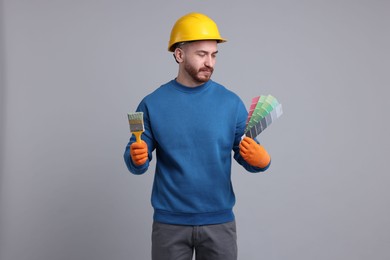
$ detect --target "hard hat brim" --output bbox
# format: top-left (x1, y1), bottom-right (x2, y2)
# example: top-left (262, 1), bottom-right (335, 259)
top-left (168, 38), bottom-right (227, 52)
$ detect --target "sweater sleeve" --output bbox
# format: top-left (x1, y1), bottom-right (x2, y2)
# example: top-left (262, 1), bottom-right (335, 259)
top-left (233, 100), bottom-right (271, 173)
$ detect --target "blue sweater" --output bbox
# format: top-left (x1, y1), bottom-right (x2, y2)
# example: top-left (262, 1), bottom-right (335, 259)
top-left (124, 79), bottom-right (269, 225)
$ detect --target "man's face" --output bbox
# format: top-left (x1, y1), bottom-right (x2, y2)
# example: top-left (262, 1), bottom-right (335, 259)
top-left (181, 40), bottom-right (218, 85)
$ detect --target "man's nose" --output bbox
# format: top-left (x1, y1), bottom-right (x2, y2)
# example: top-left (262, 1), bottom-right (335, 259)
top-left (204, 55), bottom-right (213, 67)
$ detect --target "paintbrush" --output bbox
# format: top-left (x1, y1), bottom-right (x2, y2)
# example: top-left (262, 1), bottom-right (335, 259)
top-left (127, 112), bottom-right (144, 143)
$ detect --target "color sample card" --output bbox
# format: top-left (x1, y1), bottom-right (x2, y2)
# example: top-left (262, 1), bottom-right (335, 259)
top-left (245, 95), bottom-right (283, 138)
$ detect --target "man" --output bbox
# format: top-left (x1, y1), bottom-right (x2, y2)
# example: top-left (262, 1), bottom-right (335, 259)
top-left (124, 12), bottom-right (271, 260)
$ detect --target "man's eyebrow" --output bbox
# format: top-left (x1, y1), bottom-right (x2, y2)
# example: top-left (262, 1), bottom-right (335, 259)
top-left (195, 50), bottom-right (219, 54)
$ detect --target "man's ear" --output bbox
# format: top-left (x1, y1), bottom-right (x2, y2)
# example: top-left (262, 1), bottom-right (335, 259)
top-left (174, 48), bottom-right (184, 63)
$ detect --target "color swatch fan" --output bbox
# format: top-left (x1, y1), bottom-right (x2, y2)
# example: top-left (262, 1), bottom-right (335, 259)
top-left (245, 95), bottom-right (283, 138)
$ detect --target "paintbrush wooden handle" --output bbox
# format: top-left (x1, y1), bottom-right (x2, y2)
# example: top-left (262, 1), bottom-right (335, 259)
top-left (133, 131), bottom-right (143, 143)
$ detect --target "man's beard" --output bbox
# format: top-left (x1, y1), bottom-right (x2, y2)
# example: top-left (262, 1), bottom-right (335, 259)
top-left (184, 63), bottom-right (214, 84)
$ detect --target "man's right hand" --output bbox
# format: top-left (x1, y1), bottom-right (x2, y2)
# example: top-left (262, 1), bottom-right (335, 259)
top-left (130, 141), bottom-right (148, 166)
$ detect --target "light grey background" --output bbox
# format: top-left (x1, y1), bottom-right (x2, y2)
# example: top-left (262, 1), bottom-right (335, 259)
top-left (1, 0), bottom-right (389, 260)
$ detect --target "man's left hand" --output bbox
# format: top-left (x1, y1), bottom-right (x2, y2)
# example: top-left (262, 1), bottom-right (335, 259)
top-left (239, 137), bottom-right (271, 168)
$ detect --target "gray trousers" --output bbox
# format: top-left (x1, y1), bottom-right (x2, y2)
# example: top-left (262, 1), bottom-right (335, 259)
top-left (152, 221), bottom-right (237, 260)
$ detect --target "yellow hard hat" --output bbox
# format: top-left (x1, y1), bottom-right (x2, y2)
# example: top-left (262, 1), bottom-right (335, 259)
top-left (168, 12), bottom-right (227, 52)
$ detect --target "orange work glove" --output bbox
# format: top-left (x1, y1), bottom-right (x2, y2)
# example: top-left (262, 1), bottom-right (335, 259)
top-left (239, 137), bottom-right (271, 168)
top-left (130, 141), bottom-right (148, 166)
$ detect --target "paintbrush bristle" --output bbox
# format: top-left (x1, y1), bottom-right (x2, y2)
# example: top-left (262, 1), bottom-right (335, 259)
top-left (128, 112), bottom-right (144, 132)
